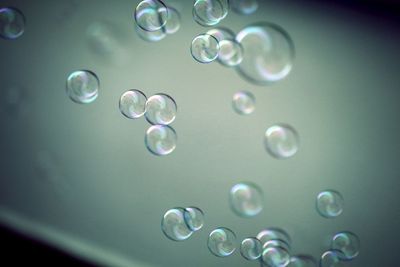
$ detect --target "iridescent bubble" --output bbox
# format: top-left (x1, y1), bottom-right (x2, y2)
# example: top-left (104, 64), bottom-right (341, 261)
top-left (134, 0), bottom-right (168, 32)
top-left (229, 182), bottom-right (263, 217)
top-left (191, 34), bottom-right (220, 63)
top-left (331, 231), bottom-right (360, 260)
top-left (119, 90), bottom-right (147, 119)
top-left (161, 208), bottom-right (193, 241)
top-left (145, 125), bottom-right (177, 156)
top-left (207, 227), bottom-right (236, 257)
top-left (0, 7), bottom-right (25, 40)
top-left (145, 94), bottom-right (177, 125)
top-left (206, 27), bottom-right (235, 43)
top-left (236, 22), bottom-right (295, 85)
top-left (288, 255), bottom-right (317, 267)
top-left (135, 24), bottom-right (166, 42)
top-left (264, 124), bottom-right (299, 159)
top-left (163, 6), bottom-right (180, 34)
top-left (263, 239), bottom-right (291, 253)
top-left (316, 190), bottom-right (344, 218)
top-left (232, 91), bottom-right (255, 115)
top-left (231, 0), bottom-right (258, 15)
top-left (257, 228), bottom-right (291, 247)
top-left (193, 0), bottom-right (229, 26)
top-left (240, 237), bottom-right (262, 260)
top-left (183, 207), bottom-right (204, 232)
top-left (320, 251), bottom-right (344, 267)
top-left (218, 39), bottom-right (244, 67)
top-left (262, 246), bottom-right (291, 267)
top-left (66, 70), bottom-right (99, 104)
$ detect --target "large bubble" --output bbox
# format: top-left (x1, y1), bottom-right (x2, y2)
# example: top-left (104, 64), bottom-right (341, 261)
top-left (207, 227), bottom-right (236, 257)
top-left (264, 124), bottom-right (299, 159)
top-left (66, 70), bottom-right (99, 104)
top-left (145, 125), bottom-right (177, 156)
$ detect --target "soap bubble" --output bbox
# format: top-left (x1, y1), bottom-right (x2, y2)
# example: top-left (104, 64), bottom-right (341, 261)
top-left (288, 255), bottom-right (317, 267)
top-left (136, 24), bottom-right (166, 42)
top-left (229, 182), bottom-right (263, 217)
top-left (193, 0), bottom-right (229, 26)
top-left (264, 124), bottom-right (299, 159)
top-left (163, 6), bottom-right (181, 34)
top-left (231, 0), bottom-right (258, 15)
top-left (236, 22), bottom-right (295, 85)
top-left (263, 239), bottom-right (291, 253)
top-left (191, 34), bottom-right (219, 63)
top-left (66, 70), bottom-right (99, 104)
top-left (218, 39), bottom-right (244, 67)
top-left (257, 228), bottom-right (291, 247)
top-left (208, 227), bottom-right (236, 257)
top-left (320, 251), bottom-right (344, 267)
top-left (0, 7), bottom-right (25, 40)
top-left (134, 0), bottom-right (168, 32)
top-left (145, 94), bottom-right (177, 125)
top-left (232, 91), bottom-right (255, 115)
top-left (331, 231), bottom-right (360, 260)
top-left (161, 208), bottom-right (193, 241)
top-left (145, 125), bottom-right (177, 156)
top-left (183, 207), bottom-right (204, 232)
top-left (316, 190), bottom-right (344, 218)
top-left (240, 237), bottom-right (262, 260)
top-left (206, 27), bottom-right (235, 43)
top-left (262, 246), bottom-right (291, 267)
top-left (119, 90), bottom-right (147, 119)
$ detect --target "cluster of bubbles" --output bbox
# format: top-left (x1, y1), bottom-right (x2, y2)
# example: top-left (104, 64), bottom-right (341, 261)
top-left (0, 7), bottom-right (25, 40)
top-left (161, 207), bottom-right (204, 241)
top-left (320, 231), bottom-right (360, 267)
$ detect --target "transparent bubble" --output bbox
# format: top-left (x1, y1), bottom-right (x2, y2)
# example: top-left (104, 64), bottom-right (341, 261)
top-left (231, 0), bottom-right (258, 15)
top-left (206, 27), bottom-right (235, 43)
top-left (134, 0), bottom-right (168, 32)
top-left (207, 227), bottom-right (236, 257)
top-left (218, 39), bottom-right (244, 67)
top-left (263, 239), bottom-right (291, 253)
top-left (136, 24), bottom-right (166, 42)
top-left (161, 208), bottom-right (193, 241)
top-left (191, 34), bottom-right (220, 63)
top-left (320, 251), bottom-right (344, 267)
top-left (331, 231), bottom-right (360, 260)
top-left (316, 190), bottom-right (344, 218)
top-left (232, 91), bottom-right (255, 115)
top-left (262, 246), bottom-right (291, 267)
top-left (257, 228), bottom-right (292, 247)
top-left (264, 124), bottom-right (299, 159)
top-left (145, 125), bottom-right (177, 156)
top-left (193, 0), bottom-right (229, 26)
top-left (145, 94), bottom-right (177, 125)
top-left (163, 7), bottom-right (180, 34)
top-left (119, 90), bottom-right (147, 119)
top-left (288, 255), bottom-right (317, 267)
top-left (66, 70), bottom-right (99, 104)
top-left (229, 182), bottom-right (263, 217)
top-left (0, 7), bottom-right (25, 40)
top-left (240, 237), bottom-right (262, 260)
top-left (183, 207), bottom-right (204, 232)
top-left (236, 22), bottom-right (295, 85)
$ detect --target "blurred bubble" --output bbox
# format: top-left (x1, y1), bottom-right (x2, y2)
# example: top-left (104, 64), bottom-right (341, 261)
top-left (208, 227), bottom-right (236, 257)
top-left (231, 0), bottom-right (258, 15)
top-left (264, 124), bottom-right (299, 159)
top-left (288, 255), bottom-right (317, 267)
top-left (119, 90), bottom-right (147, 119)
top-left (206, 27), bottom-right (235, 43)
top-left (161, 208), bottom-right (193, 241)
top-left (232, 91), bottom-right (255, 115)
top-left (163, 6), bottom-right (181, 34)
top-left (229, 182), bottom-right (263, 217)
top-left (320, 251), bottom-right (344, 267)
top-left (218, 39), bottom-right (243, 67)
top-left (236, 22), bottom-right (295, 85)
top-left (134, 0), bottom-right (168, 32)
top-left (66, 70), bottom-right (99, 104)
top-left (331, 231), bottom-right (360, 260)
top-left (145, 125), bottom-right (177, 156)
top-left (316, 190), bottom-right (344, 218)
top-left (0, 85), bottom-right (28, 117)
top-left (263, 239), bottom-right (291, 253)
top-left (136, 23), bottom-right (166, 42)
top-left (183, 207), bottom-right (204, 231)
top-left (192, 0), bottom-right (229, 26)
top-left (145, 94), bottom-right (177, 125)
top-left (257, 228), bottom-right (291, 247)
top-left (240, 237), bottom-right (262, 260)
top-left (191, 34), bottom-right (219, 63)
top-left (262, 246), bottom-right (290, 267)
top-left (0, 7), bottom-right (25, 40)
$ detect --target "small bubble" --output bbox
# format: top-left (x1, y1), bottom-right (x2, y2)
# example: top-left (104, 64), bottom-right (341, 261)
top-left (288, 255), bottom-right (317, 267)
top-left (183, 207), bottom-right (204, 231)
top-left (191, 34), bottom-right (220, 64)
top-left (193, 0), bottom-right (229, 26)
top-left (134, 0), bottom-right (168, 32)
top-left (320, 251), bottom-right (344, 267)
top-left (240, 237), bottom-right (262, 260)
top-left (231, 0), bottom-right (258, 15)
top-left (161, 208), bottom-right (193, 241)
top-left (145, 94), bottom-right (177, 125)
top-left (257, 228), bottom-right (291, 248)
top-left (119, 89), bottom-right (147, 119)
top-left (66, 70), bottom-right (99, 104)
top-left (163, 6), bottom-right (180, 34)
top-left (135, 23), bottom-right (166, 42)
top-left (145, 125), bottom-right (177, 156)
top-left (331, 231), bottom-right (360, 260)
top-left (232, 91), bottom-right (255, 115)
top-left (206, 27), bottom-right (235, 43)
top-left (229, 182), bottom-right (263, 217)
top-left (218, 39), bottom-right (244, 67)
top-left (264, 124), bottom-right (299, 159)
top-left (262, 246), bottom-right (291, 267)
top-left (316, 190), bottom-right (344, 218)
top-left (207, 227), bottom-right (236, 257)
top-left (0, 7), bottom-right (25, 40)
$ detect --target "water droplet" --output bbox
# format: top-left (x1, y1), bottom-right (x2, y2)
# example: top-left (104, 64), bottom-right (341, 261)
top-left (264, 124), bottom-right (299, 159)
top-left (119, 90), bottom-right (147, 119)
top-left (218, 39), bottom-right (244, 67)
top-left (316, 190), bottom-right (344, 218)
top-left (193, 0), bottom-right (229, 26)
top-left (145, 94), bottom-right (177, 125)
top-left (207, 227), bottom-right (236, 257)
top-left (331, 231), bottom-right (360, 260)
top-left (0, 7), bottom-right (25, 40)
top-left (262, 246), bottom-right (291, 267)
top-left (161, 208), bottom-right (193, 241)
top-left (288, 255), bottom-right (317, 267)
top-left (320, 251), bottom-right (344, 267)
top-left (163, 6), bottom-right (180, 34)
top-left (134, 0), bottom-right (168, 32)
top-left (66, 70), bottom-right (99, 104)
top-left (257, 228), bottom-right (291, 247)
top-left (232, 91), bottom-right (255, 115)
top-left (183, 207), bottom-right (204, 231)
top-left (206, 27), bottom-right (235, 43)
top-left (229, 182), bottom-right (263, 217)
top-left (191, 34), bottom-right (220, 63)
top-left (145, 125), bottom-right (177, 156)
top-left (231, 0), bottom-right (258, 15)
top-left (240, 237), bottom-right (262, 260)
top-left (136, 23), bottom-right (166, 42)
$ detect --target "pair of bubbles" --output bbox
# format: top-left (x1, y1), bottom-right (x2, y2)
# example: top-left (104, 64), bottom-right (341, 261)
top-left (0, 7), bottom-right (25, 40)
top-left (65, 70), bottom-right (178, 156)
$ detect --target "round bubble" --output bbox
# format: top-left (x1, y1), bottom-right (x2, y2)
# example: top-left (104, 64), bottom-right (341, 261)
top-left (331, 231), bottom-right (360, 260)
top-left (119, 90), bottom-right (147, 119)
top-left (262, 246), bottom-right (290, 267)
top-left (208, 227), bottom-right (236, 257)
top-left (231, 0), bottom-right (258, 15)
top-left (264, 124), bottom-right (299, 159)
top-left (161, 208), bottom-right (193, 241)
top-left (193, 0), bottom-right (229, 26)
top-left (218, 39), bottom-right (244, 67)
top-left (240, 237), bottom-right (262, 260)
top-left (183, 207), bottom-right (204, 232)
top-left (191, 34), bottom-right (220, 63)
top-left (134, 0), bottom-right (168, 32)
top-left (229, 182), bottom-right (263, 217)
top-left (320, 251), bottom-right (344, 267)
top-left (66, 70), bottom-right (99, 104)
top-left (232, 91), bottom-right (255, 115)
top-left (0, 7), bottom-right (25, 40)
top-left (206, 27), bottom-right (235, 43)
top-left (257, 228), bottom-right (291, 247)
top-left (145, 125), bottom-right (177, 156)
top-left (236, 22), bottom-right (295, 85)
top-left (145, 94), bottom-right (177, 125)
top-left (288, 255), bottom-right (317, 267)
top-left (316, 190), bottom-right (344, 218)
top-left (135, 24), bottom-right (166, 42)
top-left (162, 7), bottom-right (180, 34)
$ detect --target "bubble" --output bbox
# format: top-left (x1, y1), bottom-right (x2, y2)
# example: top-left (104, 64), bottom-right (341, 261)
top-left (119, 90), bottom-right (147, 119)
top-left (288, 255), bottom-right (317, 267)
top-left (229, 182), bottom-right (263, 217)
top-left (145, 94), bottom-right (177, 125)
top-left (66, 70), bottom-right (99, 104)
top-left (207, 227), bottom-right (236, 257)
top-left (163, 7), bottom-right (180, 34)
top-left (217, 39), bottom-right (244, 67)
top-left (240, 237), bottom-right (262, 260)
top-left (331, 231), bottom-right (360, 260)
top-left (263, 239), bottom-right (291, 253)
top-left (135, 24), bottom-right (166, 42)
top-left (236, 22), bottom-right (295, 85)
top-left (320, 251), bottom-right (343, 267)
top-left (191, 34), bottom-right (220, 63)
top-left (262, 246), bottom-right (291, 267)
top-left (231, 0), bottom-right (258, 15)
top-left (206, 27), bottom-right (235, 43)
top-left (161, 208), bottom-right (193, 241)
top-left (183, 207), bottom-right (204, 232)
top-left (264, 124), bottom-right (299, 159)
top-left (232, 91), bottom-right (255, 115)
top-left (0, 7), bottom-right (25, 40)
top-left (192, 0), bottom-right (229, 26)
top-left (257, 228), bottom-right (291, 247)
top-left (316, 190), bottom-right (344, 218)
top-left (134, 0), bottom-right (168, 32)
top-left (145, 125), bottom-right (177, 156)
